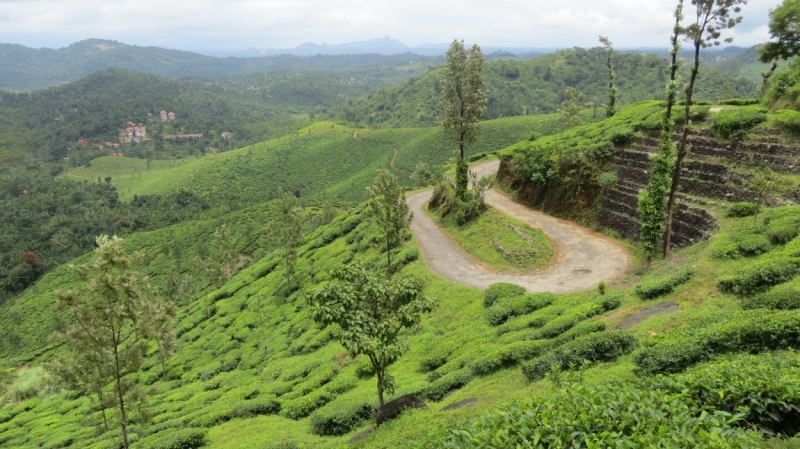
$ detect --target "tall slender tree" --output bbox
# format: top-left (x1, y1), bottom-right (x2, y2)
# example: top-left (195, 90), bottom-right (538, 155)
top-left (599, 36), bottom-right (618, 117)
top-left (54, 236), bottom-right (175, 449)
top-left (269, 188), bottom-right (307, 291)
top-left (366, 169), bottom-right (413, 277)
top-left (638, 0), bottom-right (684, 269)
top-left (663, 0), bottom-right (746, 256)
top-left (441, 40), bottom-right (488, 200)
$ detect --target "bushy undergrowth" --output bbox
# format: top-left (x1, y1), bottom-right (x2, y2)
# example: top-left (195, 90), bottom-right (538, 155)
top-left (727, 202), bottom-right (759, 218)
top-left (521, 330), bottom-right (638, 381)
top-left (634, 268), bottom-right (694, 300)
top-left (711, 106), bottom-right (768, 140)
top-left (742, 285), bottom-right (800, 310)
top-left (309, 397), bottom-right (376, 436)
top-left (131, 428), bottom-right (207, 449)
top-left (483, 282), bottom-right (526, 308)
top-left (716, 255), bottom-right (800, 296)
top-left (772, 109), bottom-right (800, 133)
top-left (485, 292), bottom-right (556, 325)
top-left (407, 380), bottom-right (756, 448)
top-left (648, 352), bottom-right (800, 437)
top-left (635, 310), bottom-right (800, 375)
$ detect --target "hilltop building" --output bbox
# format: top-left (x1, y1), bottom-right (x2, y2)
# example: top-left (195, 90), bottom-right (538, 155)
top-left (160, 110), bottom-right (177, 121)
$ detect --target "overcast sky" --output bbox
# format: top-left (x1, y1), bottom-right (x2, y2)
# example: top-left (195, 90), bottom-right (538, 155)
top-left (0, 0), bottom-right (783, 52)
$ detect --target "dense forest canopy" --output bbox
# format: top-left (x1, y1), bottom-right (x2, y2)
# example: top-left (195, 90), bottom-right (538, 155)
top-left (335, 46), bottom-right (759, 128)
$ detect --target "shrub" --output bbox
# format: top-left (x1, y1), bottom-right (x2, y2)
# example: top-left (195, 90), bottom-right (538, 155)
top-left (772, 109), bottom-right (800, 133)
top-left (719, 98), bottom-right (760, 106)
top-left (741, 286), bottom-right (800, 310)
top-left (711, 107), bottom-right (768, 140)
top-left (494, 307), bottom-right (565, 336)
top-left (355, 357), bottom-right (376, 378)
top-left (648, 352), bottom-right (800, 436)
top-left (787, 236), bottom-right (800, 257)
top-left (764, 206), bottom-right (800, 225)
top-left (610, 127), bottom-right (634, 147)
top-left (468, 152), bottom-right (487, 162)
top-left (727, 202), bottom-right (759, 218)
top-left (310, 398), bottom-right (377, 436)
top-left (418, 344), bottom-right (456, 373)
top-left (132, 428), bottom-right (206, 449)
top-left (281, 390), bottom-right (333, 420)
top-left (420, 368), bottom-right (473, 401)
top-left (766, 216), bottom-right (800, 244)
top-left (716, 256), bottom-right (800, 296)
top-left (486, 292), bottom-right (557, 325)
top-left (521, 330), bottom-right (638, 381)
top-left (231, 398), bottom-right (281, 418)
top-left (470, 340), bottom-right (551, 376)
top-left (408, 381), bottom-right (755, 448)
top-left (551, 320), bottom-right (606, 345)
top-left (483, 283), bottom-right (526, 307)
top-left (634, 310), bottom-right (800, 374)
top-left (634, 268), bottom-right (694, 300)
top-left (736, 234), bottom-right (773, 257)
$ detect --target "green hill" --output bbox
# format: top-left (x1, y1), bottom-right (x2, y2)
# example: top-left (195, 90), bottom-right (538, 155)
top-left (0, 39), bottom-right (443, 91)
top-left (335, 47), bottom-right (759, 128)
top-left (2, 169), bottom-right (800, 447)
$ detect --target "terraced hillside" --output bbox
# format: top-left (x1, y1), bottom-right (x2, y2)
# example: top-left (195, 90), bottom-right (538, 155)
top-left (498, 102), bottom-right (800, 249)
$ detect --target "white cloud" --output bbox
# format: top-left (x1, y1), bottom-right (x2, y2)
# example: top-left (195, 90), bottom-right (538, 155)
top-left (0, 0), bottom-right (783, 51)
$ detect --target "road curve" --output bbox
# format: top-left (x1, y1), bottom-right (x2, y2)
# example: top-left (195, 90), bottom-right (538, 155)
top-left (407, 160), bottom-right (630, 294)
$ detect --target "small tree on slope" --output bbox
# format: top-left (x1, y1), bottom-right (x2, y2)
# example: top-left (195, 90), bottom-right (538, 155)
top-left (367, 169), bottom-right (413, 278)
top-left (309, 262), bottom-right (435, 409)
top-left (599, 36), bottom-right (618, 118)
top-left (54, 235), bottom-right (175, 449)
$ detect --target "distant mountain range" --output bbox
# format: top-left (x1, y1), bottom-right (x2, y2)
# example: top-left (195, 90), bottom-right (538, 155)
top-left (197, 36), bottom-right (560, 57)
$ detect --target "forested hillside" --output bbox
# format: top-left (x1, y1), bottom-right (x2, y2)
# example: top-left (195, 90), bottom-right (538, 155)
top-left (337, 47), bottom-right (759, 128)
top-left (0, 39), bottom-right (443, 91)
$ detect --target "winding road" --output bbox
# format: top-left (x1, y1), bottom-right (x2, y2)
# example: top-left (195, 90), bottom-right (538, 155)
top-left (407, 160), bottom-right (631, 294)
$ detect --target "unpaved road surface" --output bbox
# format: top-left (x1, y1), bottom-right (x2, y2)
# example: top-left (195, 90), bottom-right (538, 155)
top-left (407, 160), bottom-right (630, 294)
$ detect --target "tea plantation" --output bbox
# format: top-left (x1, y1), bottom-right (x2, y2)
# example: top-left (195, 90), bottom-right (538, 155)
top-left (2, 102), bottom-right (800, 448)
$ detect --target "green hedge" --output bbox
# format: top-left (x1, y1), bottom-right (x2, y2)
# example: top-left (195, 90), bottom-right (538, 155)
top-left (281, 389), bottom-right (333, 420)
top-left (719, 98), bottom-right (761, 106)
top-left (772, 109), bottom-right (800, 133)
top-left (741, 286), bottom-right (800, 310)
top-left (355, 357), bottom-right (375, 378)
top-left (231, 398), bottom-right (281, 418)
top-left (420, 368), bottom-right (474, 401)
top-left (521, 330), bottom-right (638, 381)
top-left (766, 216), bottom-right (800, 244)
top-left (648, 352), bottom-right (800, 436)
top-left (716, 256), bottom-right (800, 297)
top-left (483, 283), bottom-right (526, 307)
top-left (787, 236), bottom-right (800, 257)
top-left (310, 398), bottom-right (376, 436)
top-left (634, 310), bottom-right (800, 375)
top-left (727, 202), bottom-right (759, 218)
top-left (486, 292), bottom-right (557, 325)
top-left (634, 268), bottom-right (694, 300)
top-left (131, 428), bottom-right (206, 449)
top-left (494, 306), bottom-right (566, 336)
top-left (470, 340), bottom-right (552, 376)
top-left (711, 106), bottom-right (768, 140)
top-left (408, 381), bottom-right (755, 448)
top-left (764, 206), bottom-right (800, 225)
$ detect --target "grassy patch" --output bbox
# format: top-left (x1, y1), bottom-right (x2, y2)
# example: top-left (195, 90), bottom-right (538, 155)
top-left (427, 207), bottom-right (556, 272)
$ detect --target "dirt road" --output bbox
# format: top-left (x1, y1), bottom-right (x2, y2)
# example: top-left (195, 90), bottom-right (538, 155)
top-left (407, 160), bottom-right (630, 294)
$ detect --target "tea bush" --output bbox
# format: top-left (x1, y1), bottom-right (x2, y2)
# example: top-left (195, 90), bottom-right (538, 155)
top-left (483, 283), bottom-right (526, 307)
top-left (309, 397), bottom-right (377, 436)
top-left (470, 340), bottom-right (552, 376)
top-left (419, 368), bottom-right (474, 401)
top-left (741, 286), bottom-right (800, 310)
top-left (727, 202), bottom-right (759, 218)
top-left (766, 216), bottom-right (800, 244)
top-left (772, 109), bottom-right (800, 133)
top-left (787, 236), bottom-right (800, 257)
top-left (711, 106), bottom-right (768, 140)
top-left (648, 352), bottom-right (800, 436)
top-left (521, 330), bottom-right (638, 381)
top-left (719, 98), bottom-right (761, 106)
top-left (634, 268), bottom-right (694, 300)
top-left (131, 428), bottom-right (207, 449)
top-left (407, 381), bottom-right (755, 448)
top-left (281, 389), bottom-right (333, 420)
top-left (716, 256), bottom-right (800, 296)
top-left (485, 292), bottom-right (557, 325)
top-left (634, 310), bottom-right (800, 374)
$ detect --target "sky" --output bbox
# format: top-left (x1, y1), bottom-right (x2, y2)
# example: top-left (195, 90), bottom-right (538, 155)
top-left (0, 0), bottom-right (783, 52)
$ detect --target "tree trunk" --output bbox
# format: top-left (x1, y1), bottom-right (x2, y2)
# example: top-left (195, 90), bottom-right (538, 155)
top-left (97, 390), bottom-right (108, 432)
top-left (663, 42), bottom-right (701, 257)
top-left (113, 342), bottom-right (130, 449)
